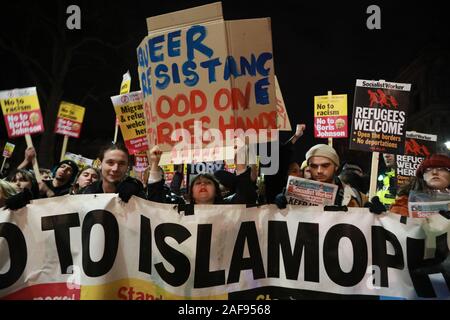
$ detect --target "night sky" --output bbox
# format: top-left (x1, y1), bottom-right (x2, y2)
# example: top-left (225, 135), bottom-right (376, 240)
top-left (0, 0), bottom-right (448, 170)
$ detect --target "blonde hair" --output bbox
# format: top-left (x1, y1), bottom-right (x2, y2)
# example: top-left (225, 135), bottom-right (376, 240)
top-left (0, 179), bottom-right (18, 199)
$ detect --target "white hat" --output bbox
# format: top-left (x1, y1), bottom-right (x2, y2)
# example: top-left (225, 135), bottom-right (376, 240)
top-left (306, 144), bottom-right (340, 167)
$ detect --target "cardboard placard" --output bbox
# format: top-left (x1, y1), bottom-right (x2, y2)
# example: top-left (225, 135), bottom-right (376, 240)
top-left (349, 80), bottom-right (410, 154)
top-left (275, 76), bottom-right (292, 131)
top-left (0, 87), bottom-right (44, 138)
top-left (137, 2), bottom-right (276, 163)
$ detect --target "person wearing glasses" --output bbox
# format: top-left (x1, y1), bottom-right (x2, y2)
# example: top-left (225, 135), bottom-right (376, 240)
top-left (390, 154), bottom-right (450, 216)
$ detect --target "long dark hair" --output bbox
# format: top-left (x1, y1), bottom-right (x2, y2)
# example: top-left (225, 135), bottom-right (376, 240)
top-left (189, 173), bottom-right (223, 204)
top-left (6, 169), bottom-right (40, 199)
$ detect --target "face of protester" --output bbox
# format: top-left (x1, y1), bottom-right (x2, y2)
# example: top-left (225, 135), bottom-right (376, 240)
top-left (308, 156), bottom-right (337, 184)
top-left (192, 177), bottom-right (216, 204)
top-left (303, 167), bottom-right (312, 180)
top-left (383, 153), bottom-right (396, 168)
top-left (77, 168), bottom-right (99, 189)
top-left (288, 162), bottom-right (301, 178)
top-left (11, 173), bottom-right (32, 192)
top-left (41, 171), bottom-right (52, 180)
top-left (423, 167), bottom-right (450, 190)
top-left (55, 163), bottom-right (74, 184)
top-left (101, 150), bottom-right (129, 185)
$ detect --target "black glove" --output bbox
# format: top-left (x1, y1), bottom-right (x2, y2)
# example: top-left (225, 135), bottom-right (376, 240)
top-left (439, 210), bottom-right (450, 219)
top-left (116, 177), bottom-right (143, 203)
top-left (4, 188), bottom-right (33, 210)
top-left (364, 196), bottom-right (387, 214)
top-left (274, 193), bottom-right (287, 209)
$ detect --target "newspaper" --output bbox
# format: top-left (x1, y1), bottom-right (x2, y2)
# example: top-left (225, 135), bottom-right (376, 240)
top-left (285, 176), bottom-right (338, 206)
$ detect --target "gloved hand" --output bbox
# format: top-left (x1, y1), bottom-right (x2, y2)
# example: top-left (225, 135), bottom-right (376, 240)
top-left (4, 188), bottom-right (33, 210)
top-left (364, 196), bottom-right (387, 214)
top-left (116, 177), bottom-right (143, 203)
top-left (439, 210), bottom-right (450, 219)
top-left (274, 193), bottom-right (287, 209)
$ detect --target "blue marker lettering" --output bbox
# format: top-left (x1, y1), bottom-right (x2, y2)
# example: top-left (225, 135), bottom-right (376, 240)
top-left (183, 60), bottom-right (199, 87)
top-left (186, 25), bottom-right (213, 60)
top-left (200, 58), bottom-right (221, 83)
top-left (255, 77), bottom-right (270, 105)
top-left (167, 30), bottom-right (181, 57)
top-left (256, 52), bottom-right (272, 76)
top-left (240, 54), bottom-right (257, 76)
top-left (223, 56), bottom-right (239, 81)
top-left (171, 63), bottom-right (181, 84)
top-left (155, 64), bottom-right (170, 90)
top-left (149, 35), bottom-right (165, 63)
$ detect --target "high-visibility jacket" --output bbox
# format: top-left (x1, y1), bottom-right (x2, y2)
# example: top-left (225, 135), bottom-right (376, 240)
top-left (376, 168), bottom-right (397, 206)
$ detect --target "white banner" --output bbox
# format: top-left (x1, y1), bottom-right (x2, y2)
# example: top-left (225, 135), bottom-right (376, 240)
top-left (1, 194), bottom-right (449, 300)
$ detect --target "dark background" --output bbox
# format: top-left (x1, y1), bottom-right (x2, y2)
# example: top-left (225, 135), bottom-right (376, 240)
top-left (0, 0), bottom-right (448, 171)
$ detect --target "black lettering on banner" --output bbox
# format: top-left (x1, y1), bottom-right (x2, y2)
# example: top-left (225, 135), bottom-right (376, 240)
top-left (41, 213), bottom-right (80, 274)
top-left (407, 234), bottom-right (450, 298)
top-left (371, 226), bottom-right (404, 287)
top-left (0, 223), bottom-right (27, 289)
top-left (139, 215), bottom-right (152, 275)
top-left (194, 224), bottom-right (225, 288)
top-left (154, 223), bottom-right (191, 287)
top-left (267, 221), bottom-right (319, 282)
top-left (323, 224), bottom-right (368, 287)
top-left (82, 210), bottom-right (119, 277)
top-left (227, 222), bottom-right (265, 284)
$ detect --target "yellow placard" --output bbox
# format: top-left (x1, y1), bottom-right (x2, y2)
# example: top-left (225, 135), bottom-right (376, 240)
top-left (314, 94), bottom-right (347, 117)
top-left (0, 95), bottom-right (40, 114)
top-left (120, 71), bottom-right (131, 95)
top-left (2, 142), bottom-right (15, 158)
top-left (58, 102), bottom-right (85, 122)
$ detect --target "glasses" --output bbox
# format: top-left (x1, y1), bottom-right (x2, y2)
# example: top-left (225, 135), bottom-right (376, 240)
top-left (424, 167), bottom-right (450, 174)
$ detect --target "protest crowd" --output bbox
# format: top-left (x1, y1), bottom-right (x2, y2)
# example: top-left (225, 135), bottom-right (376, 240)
top-left (0, 2), bottom-right (449, 300)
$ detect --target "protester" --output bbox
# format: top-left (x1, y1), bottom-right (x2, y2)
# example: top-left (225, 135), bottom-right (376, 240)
top-left (264, 124), bottom-right (306, 203)
top-left (339, 163), bottom-right (369, 195)
top-left (389, 154), bottom-right (450, 216)
top-left (275, 144), bottom-right (368, 209)
top-left (0, 179), bottom-right (18, 209)
top-left (147, 145), bottom-right (257, 205)
top-left (70, 166), bottom-right (100, 194)
top-left (39, 160), bottom-right (79, 197)
top-left (300, 160), bottom-right (311, 179)
top-left (376, 153), bottom-right (397, 208)
top-left (80, 143), bottom-right (145, 202)
top-left (6, 169), bottom-right (40, 199)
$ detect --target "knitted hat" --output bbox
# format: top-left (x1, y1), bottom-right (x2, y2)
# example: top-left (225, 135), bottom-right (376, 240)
top-left (52, 160), bottom-right (79, 184)
top-left (306, 144), bottom-right (340, 167)
top-left (416, 154), bottom-right (450, 178)
top-left (300, 160), bottom-right (308, 170)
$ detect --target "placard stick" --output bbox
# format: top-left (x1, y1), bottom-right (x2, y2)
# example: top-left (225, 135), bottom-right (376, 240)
top-left (0, 157), bottom-right (6, 174)
top-left (113, 119), bottom-right (119, 144)
top-left (60, 135), bottom-right (69, 162)
top-left (368, 152), bottom-right (380, 199)
top-left (327, 91), bottom-right (333, 147)
top-left (25, 134), bottom-right (42, 183)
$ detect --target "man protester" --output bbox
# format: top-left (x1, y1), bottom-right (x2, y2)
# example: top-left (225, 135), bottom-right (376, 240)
top-left (80, 143), bottom-right (145, 202)
top-left (376, 153), bottom-right (397, 208)
top-left (275, 144), bottom-right (368, 209)
top-left (39, 160), bottom-right (79, 197)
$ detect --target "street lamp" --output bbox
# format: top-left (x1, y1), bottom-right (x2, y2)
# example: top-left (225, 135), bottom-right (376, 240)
top-left (445, 141), bottom-right (450, 150)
